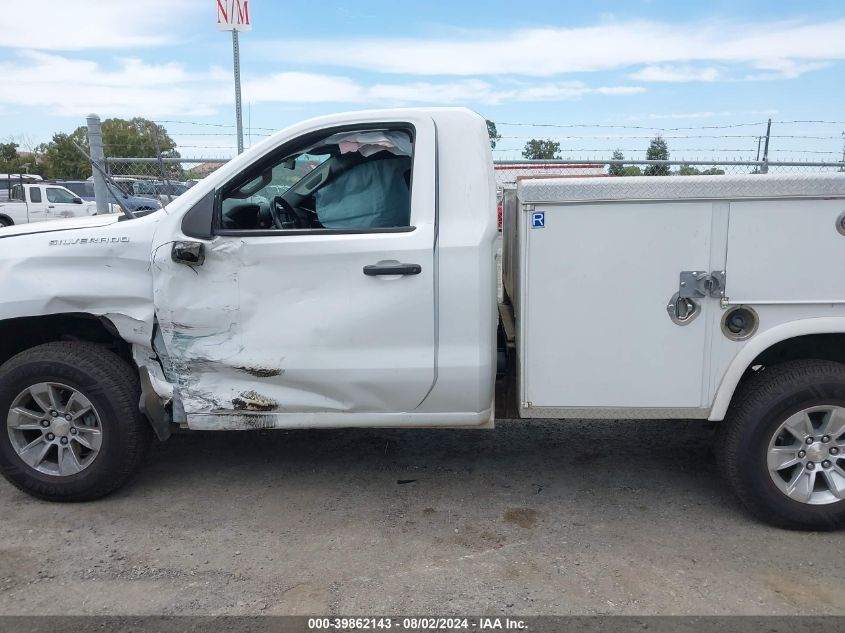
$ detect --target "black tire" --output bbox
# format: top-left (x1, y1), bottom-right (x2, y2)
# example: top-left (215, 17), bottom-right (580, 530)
top-left (0, 217), bottom-right (11, 228)
top-left (0, 342), bottom-right (152, 501)
top-left (717, 359), bottom-right (845, 530)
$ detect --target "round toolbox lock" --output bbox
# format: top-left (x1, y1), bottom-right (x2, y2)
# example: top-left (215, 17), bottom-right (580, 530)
top-left (835, 210), bottom-right (845, 236)
top-left (721, 305), bottom-right (759, 341)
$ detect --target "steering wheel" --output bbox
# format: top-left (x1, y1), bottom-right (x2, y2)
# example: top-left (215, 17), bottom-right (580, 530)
top-left (271, 196), bottom-right (304, 229)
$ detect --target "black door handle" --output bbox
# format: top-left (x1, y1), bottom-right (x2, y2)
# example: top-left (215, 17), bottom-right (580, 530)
top-left (363, 263), bottom-right (422, 276)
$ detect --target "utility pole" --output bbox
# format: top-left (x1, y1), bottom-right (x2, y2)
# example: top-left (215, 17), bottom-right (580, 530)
top-left (232, 30), bottom-right (244, 154)
top-left (761, 118), bottom-right (772, 174)
top-left (216, 1), bottom-right (252, 155)
top-left (86, 114), bottom-right (109, 215)
top-left (840, 131), bottom-right (845, 172)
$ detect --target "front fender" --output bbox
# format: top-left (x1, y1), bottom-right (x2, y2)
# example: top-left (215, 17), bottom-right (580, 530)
top-left (0, 213), bottom-right (164, 346)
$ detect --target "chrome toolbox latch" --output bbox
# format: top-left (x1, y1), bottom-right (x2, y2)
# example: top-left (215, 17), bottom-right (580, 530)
top-left (678, 270), bottom-right (725, 299)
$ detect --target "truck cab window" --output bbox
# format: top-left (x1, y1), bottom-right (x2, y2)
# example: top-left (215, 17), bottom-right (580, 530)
top-left (46, 187), bottom-right (75, 204)
top-left (220, 129), bottom-right (413, 232)
top-left (29, 187), bottom-right (42, 203)
top-left (134, 181), bottom-right (155, 196)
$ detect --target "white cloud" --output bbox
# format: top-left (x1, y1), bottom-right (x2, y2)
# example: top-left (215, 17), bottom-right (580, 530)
top-left (255, 18), bottom-right (845, 78)
top-left (245, 76), bottom-right (644, 106)
top-left (646, 112), bottom-right (729, 120)
top-left (745, 59), bottom-right (831, 80)
top-left (628, 65), bottom-right (720, 82)
top-left (0, 51), bottom-right (217, 117)
top-left (0, 51), bottom-right (644, 119)
top-left (0, 0), bottom-right (203, 49)
top-left (241, 72), bottom-right (366, 103)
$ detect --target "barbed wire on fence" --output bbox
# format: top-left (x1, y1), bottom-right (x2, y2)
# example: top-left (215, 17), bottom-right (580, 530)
top-left (103, 156), bottom-right (845, 186)
top-left (93, 116), bottom-right (845, 183)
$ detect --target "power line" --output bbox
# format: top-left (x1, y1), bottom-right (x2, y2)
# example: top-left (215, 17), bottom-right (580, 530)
top-left (494, 147), bottom-right (760, 153)
top-left (497, 134), bottom-right (842, 140)
top-left (773, 120), bottom-right (845, 125)
top-left (496, 121), bottom-right (768, 130)
top-left (155, 119), bottom-right (277, 132)
top-left (156, 118), bottom-right (845, 134)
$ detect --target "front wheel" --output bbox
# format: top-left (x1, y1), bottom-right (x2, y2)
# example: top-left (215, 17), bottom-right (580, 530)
top-left (717, 359), bottom-right (845, 530)
top-left (0, 342), bottom-right (152, 501)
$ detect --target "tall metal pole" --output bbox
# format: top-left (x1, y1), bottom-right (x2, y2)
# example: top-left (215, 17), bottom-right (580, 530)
top-left (86, 114), bottom-right (109, 215)
top-left (232, 30), bottom-right (244, 155)
top-left (761, 118), bottom-right (772, 174)
top-left (840, 131), bottom-right (845, 172)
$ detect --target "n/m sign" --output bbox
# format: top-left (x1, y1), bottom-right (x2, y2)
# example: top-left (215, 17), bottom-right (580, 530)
top-left (216, 0), bottom-right (251, 31)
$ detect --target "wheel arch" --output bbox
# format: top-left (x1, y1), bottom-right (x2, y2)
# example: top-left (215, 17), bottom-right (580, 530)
top-left (710, 317), bottom-right (845, 421)
top-left (0, 213), bottom-right (14, 226)
top-left (0, 312), bottom-right (132, 368)
top-left (0, 312), bottom-right (174, 440)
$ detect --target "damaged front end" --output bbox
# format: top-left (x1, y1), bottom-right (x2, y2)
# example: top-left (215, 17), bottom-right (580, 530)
top-left (0, 211), bottom-right (181, 440)
top-left (135, 341), bottom-right (176, 441)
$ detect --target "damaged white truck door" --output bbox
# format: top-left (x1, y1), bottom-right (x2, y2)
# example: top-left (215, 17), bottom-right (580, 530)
top-left (152, 113), bottom-right (439, 429)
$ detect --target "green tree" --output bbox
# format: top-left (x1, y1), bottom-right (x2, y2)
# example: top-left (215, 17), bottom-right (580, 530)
top-left (644, 135), bottom-right (670, 175)
top-left (486, 120), bottom-right (501, 149)
top-left (678, 164), bottom-right (700, 176)
top-left (38, 117), bottom-right (182, 179)
top-left (0, 142), bottom-right (18, 163)
top-left (0, 141), bottom-right (29, 174)
top-left (38, 130), bottom-right (90, 179)
top-left (678, 164), bottom-right (725, 176)
top-left (608, 149), bottom-right (625, 176)
top-left (622, 165), bottom-right (643, 176)
top-left (522, 139), bottom-right (560, 160)
top-left (100, 118), bottom-right (178, 159)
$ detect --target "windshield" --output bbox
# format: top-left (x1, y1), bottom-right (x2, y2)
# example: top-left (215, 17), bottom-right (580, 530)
top-left (281, 154), bottom-right (332, 192)
top-left (63, 182), bottom-right (95, 198)
top-left (155, 183), bottom-right (188, 195)
top-left (46, 187), bottom-right (79, 203)
top-left (132, 181), bottom-right (155, 196)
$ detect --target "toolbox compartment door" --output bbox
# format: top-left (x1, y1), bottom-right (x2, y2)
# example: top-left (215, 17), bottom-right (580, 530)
top-left (519, 200), bottom-right (720, 412)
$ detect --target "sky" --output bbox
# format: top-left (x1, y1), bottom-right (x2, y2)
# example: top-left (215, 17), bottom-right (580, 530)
top-left (1, 0), bottom-right (844, 160)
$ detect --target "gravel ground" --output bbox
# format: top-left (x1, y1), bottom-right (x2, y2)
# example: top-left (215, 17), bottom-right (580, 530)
top-left (0, 418), bottom-right (843, 616)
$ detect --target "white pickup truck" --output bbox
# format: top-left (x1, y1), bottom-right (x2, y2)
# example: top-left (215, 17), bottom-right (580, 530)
top-left (0, 182), bottom-right (101, 226)
top-left (0, 108), bottom-right (843, 530)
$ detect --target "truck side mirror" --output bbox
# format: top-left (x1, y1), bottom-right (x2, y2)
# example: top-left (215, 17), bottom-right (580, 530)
top-left (171, 241), bottom-right (205, 266)
top-left (72, 197), bottom-right (83, 204)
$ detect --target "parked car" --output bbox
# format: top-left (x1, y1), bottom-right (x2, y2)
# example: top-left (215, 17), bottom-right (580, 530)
top-left (131, 180), bottom-right (189, 204)
top-left (53, 180), bottom-right (162, 213)
top-left (0, 174), bottom-right (42, 202)
top-left (0, 182), bottom-right (106, 226)
top-left (0, 174), bottom-right (42, 181)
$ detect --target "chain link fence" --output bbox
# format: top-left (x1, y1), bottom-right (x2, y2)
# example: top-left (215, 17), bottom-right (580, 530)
top-left (104, 155), bottom-right (845, 189)
top-left (98, 115), bottom-right (845, 198)
top-left (105, 157), bottom-right (226, 180)
top-left (491, 159), bottom-right (845, 186)
top-left (94, 115), bottom-right (844, 193)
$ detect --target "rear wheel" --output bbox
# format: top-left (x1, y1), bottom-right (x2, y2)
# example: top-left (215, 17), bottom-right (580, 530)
top-left (717, 359), bottom-right (845, 530)
top-left (0, 217), bottom-right (11, 228)
top-left (0, 342), bottom-right (152, 501)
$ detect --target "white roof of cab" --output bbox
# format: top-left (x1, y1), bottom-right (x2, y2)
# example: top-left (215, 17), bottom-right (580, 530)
top-left (518, 172), bottom-right (845, 204)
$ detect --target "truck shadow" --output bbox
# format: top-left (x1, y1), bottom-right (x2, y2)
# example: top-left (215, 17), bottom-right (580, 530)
top-left (129, 418), bottom-right (745, 526)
